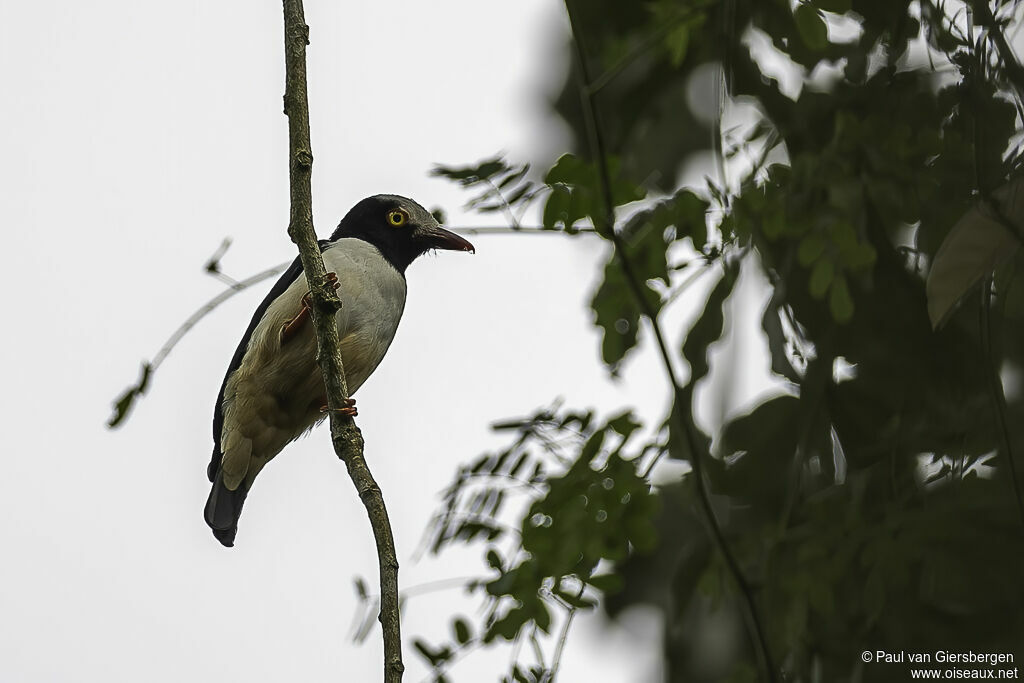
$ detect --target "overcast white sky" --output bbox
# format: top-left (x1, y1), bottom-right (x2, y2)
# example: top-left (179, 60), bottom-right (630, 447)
top-left (0, 2), bottom-right (695, 681)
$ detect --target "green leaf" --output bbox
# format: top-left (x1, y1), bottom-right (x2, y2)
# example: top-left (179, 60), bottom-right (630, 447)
top-left (432, 156), bottom-right (508, 184)
top-left (762, 207), bottom-right (786, 240)
top-left (587, 573), bottom-right (624, 595)
top-left (544, 154), bottom-right (646, 232)
top-left (107, 362), bottom-right (152, 429)
top-left (533, 600), bottom-right (552, 633)
top-left (486, 549), bottom-right (504, 570)
top-left (809, 258), bottom-right (834, 299)
top-left (813, 0), bottom-right (850, 13)
top-left (591, 259), bottom-right (655, 369)
top-left (794, 4), bottom-right (828, 51)
top-left (665, 24), bottom-right (690, 67)
top-left (543, 185), bottom-right (571, 230)
top-left (452, 618), bottom-right (472, 645)
top-left (667, 189), bottom-right (710, 249)
top-left (607, 411), bottom-right (642, 442)
top-left (554, 586), bottom-right (597, 609)
top-left (797, 232), bottom-right (825, 266)
top-left (580, 429), bottom-right (607, 464)
top-left (413, 639), bottom-right (453, 667)
top-left (682, 267), bottom-right (737, 387)
top-left (620, 209), bottom-right (672, 285)
top-left (925, 178), bottom-right (1024, 329)
top-left (829, 274), bottom-right (854, 323)
top-left (717, 396), bottom-right (807, 512)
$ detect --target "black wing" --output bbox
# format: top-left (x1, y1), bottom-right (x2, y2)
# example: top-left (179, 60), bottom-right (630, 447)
top-left (207, 242), bottom-right (329, 481)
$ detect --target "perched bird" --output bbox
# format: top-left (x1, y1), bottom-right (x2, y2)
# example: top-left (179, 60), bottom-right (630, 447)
top-left (204, 195), bottom-right (474, 547)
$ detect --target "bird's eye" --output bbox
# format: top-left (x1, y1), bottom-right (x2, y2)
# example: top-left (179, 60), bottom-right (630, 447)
top-left (386, 209), bottom-right (408, 227)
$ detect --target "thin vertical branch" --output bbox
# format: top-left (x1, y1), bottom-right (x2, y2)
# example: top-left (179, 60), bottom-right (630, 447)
top-left (280, 1), bottom-right (403, 681)
top-left (561, 2), bottom-right (777, 680)
top-left (980, 275), bottom-right (1024, 531)
top-left (967, 12), bottom-right (1024, 532)
top-left (545, 583), bottom-right (585, 682)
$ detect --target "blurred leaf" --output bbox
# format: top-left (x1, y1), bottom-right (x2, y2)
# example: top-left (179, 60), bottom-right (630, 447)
top-left (353, 576), bottom-right (368, 600)
top-left (809, 257), bottom-right (835, 299)
top-left (797, 232), bottom-right (825, 266)
top-left (554, 585), bottom-right (597, 609)
top-left (794, 4), bottom-right (828, 50)
top-left (413, 638), bottom-right (453, 668)
top-left (543, 154), bottom-right (646, 232)
top-left (665, 24), bottom-right (690, 67)
top-left (486, 549), bottom-right (504, 570)
top-left (926, 178), bottom-right (1024, 328)
top-left (588, 572), bottom-right (624, 595)
top-left (682, 266), bottom-right (737, 387)
top-left (107, 362), bottom-right (152, 429)
top-left (591, 258), bottom-right (656, 369)
top-left (829, 274), bottom-right (854, 323)
top-left (813, 0), bottom-right (851, 12)
top-left (432, 156), bottom-right (508, 184)
top-left (452, 618), bottom-right (472, 645)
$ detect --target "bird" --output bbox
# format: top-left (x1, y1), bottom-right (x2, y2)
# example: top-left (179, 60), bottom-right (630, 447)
top-left (204, 194), bottom-right (474, 547)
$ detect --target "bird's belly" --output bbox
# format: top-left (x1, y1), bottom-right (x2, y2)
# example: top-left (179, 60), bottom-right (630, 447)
top-left (226, 309), bottom-right (397, 441)
top-left (218, 248), bottom-right (405, 489)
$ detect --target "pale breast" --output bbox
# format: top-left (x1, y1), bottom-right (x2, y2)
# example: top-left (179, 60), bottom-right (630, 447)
top-left (219, 239), bottom-right (407, 488)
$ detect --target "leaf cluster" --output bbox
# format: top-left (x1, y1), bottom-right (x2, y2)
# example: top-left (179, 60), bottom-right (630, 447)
top-left (423, 1), bottom-right (1024, 681)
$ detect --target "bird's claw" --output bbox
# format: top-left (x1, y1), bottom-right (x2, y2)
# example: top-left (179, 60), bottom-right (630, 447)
top-left (320, 397), bottom-right (357, 417)
top-left (301, 272), bottom-right (341, 308)
top-left (284, 273), bottom-right (341, 344)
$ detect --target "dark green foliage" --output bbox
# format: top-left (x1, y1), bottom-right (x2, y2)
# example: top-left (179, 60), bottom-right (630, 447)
top-left (425, 1), bottom-right (1024, 681)
top-left (432, 156), bottom-right (540, 223)
top-left (542, 154), bottom-right (645, 233)
top-left (425, 408), bottom-right (660, 654)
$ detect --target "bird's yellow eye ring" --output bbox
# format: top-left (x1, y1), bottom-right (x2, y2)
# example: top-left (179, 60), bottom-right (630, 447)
top-left (386, 209), bottom-right (408, 227)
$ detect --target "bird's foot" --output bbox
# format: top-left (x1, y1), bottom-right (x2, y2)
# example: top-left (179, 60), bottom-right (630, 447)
top-left (320, 397), bottom-right (357, 417)
top-left (280, 307), bottom-right (311, 344)
top-left (281, 272), bottom-right (340, 344)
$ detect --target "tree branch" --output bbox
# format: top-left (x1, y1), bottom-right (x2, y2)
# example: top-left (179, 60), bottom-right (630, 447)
top-left (980, 274), bottom-right (1024, 531)
top-left (106, 262), bottom-right (288, 429)
top-left (562, 2), bottom-right (777, 680)
top-left (280, 2), bottom-right (403, 681)
top-left (452, 225), bottom-right (598, 235)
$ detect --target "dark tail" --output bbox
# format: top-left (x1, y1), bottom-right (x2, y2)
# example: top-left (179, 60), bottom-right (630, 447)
top-left (204, 467), bottom-right (249, 548)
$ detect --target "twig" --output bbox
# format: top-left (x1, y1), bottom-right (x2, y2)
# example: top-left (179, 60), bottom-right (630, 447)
top-left (106, 262), bottom-right (288, 428)
top-left (528, 626), bottom-right (547, 670)
top-left (280, 2), bottom-right (403, 681)
top-left (563, 2), bottom-right (778, 680)
top-left (451, 225), bottom-right (598, 235)
top-left (545, 584), bottom-right (585, 682)
top-left (980, 275), bottom-right (1024, 531)
top-left (153, 264), bottom-right (288, 369)
top-left (967, 14), bottom-right (1024, 532)
top-left (483, 177), bottom-right (523, 229)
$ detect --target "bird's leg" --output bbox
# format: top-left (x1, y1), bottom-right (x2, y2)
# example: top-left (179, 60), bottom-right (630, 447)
top-left (320, 397), bottom-right (357, 417)
top-left (281, 272), bottom-right (340, 344)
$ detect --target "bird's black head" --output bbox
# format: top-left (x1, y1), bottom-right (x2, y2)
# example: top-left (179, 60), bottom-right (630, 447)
top-left (329, 195), bottom-right (474, 273)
